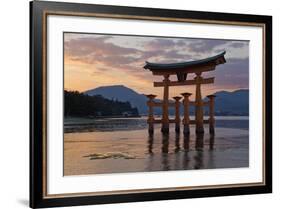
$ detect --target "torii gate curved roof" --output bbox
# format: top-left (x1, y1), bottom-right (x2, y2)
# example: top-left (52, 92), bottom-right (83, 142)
top-left (144, 51), bottom-right (226, 72)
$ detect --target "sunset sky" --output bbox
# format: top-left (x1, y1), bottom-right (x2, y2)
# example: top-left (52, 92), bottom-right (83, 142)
top-left (64, 33), bottom-right (249, 98)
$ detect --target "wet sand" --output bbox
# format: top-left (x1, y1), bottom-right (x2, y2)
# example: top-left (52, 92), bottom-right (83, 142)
top-left (64, 124), bottom-right (249, 176)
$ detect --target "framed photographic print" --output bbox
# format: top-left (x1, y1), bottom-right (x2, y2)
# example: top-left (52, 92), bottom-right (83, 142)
top-left (30, 0), bottom-right (272, 208)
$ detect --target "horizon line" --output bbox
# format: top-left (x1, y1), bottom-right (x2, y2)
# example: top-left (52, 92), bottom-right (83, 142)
top-left (64, 85), bottom-right (249, 95)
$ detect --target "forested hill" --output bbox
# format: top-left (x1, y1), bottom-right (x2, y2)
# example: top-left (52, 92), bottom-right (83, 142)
top-left (85, 85), bottom-right (249, 116)
top-left (64, 90), bottom-right (139, 117)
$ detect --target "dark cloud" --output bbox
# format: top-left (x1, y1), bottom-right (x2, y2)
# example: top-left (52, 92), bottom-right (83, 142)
top-left (141, 49), bottom-right (191, 63)
top-left (141, 49), bottom-right (163, 60)
top-left (65, 36), bottom-right (193, 72)
top-left (230, 42), bottom-right (248, 48)
top-left (65, 36), bottom-right (140, 61)
top-left (164, 50), bottom-right (192, 60)
top-left (145, 38), bottom-right (178, 51)
top-left (187, 39), bottom-right (228, 53)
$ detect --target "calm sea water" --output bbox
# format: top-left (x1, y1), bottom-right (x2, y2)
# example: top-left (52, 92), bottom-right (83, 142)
top-left (64, 116), bottom-right (249, 176)
top-left (64, 116), bottom-right (249, 132)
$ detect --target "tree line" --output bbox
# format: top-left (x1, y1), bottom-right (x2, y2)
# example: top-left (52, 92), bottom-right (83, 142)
top-left (64, 90), bottom-right (139, 117)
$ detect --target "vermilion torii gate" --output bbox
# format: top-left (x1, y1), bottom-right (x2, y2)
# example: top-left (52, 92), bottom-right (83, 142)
top-left (144, 51), bottom-right (226, 134)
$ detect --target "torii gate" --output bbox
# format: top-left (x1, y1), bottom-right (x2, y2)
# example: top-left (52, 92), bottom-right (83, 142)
top-left (144, 51), bottom-right (226, 134)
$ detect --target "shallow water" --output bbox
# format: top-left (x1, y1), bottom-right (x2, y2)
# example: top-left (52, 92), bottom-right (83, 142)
top-left (64, 116), bottom-right (249, 132)
top-left (64, 122), bottom-right (249, 176)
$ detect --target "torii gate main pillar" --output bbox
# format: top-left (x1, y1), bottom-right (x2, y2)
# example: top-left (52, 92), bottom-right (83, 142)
top-left (161, 75), bottom-right (170, 133)
top-left (195, 73), bottom-right (204, 133)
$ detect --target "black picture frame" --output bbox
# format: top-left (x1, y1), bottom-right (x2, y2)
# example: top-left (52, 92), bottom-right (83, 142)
top-left (30, 1), bottom-right (272, 208)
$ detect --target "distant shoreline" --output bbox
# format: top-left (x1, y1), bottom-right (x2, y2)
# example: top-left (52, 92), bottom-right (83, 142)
top-left (65, 115), bottom-right (249, 120)
top-left (66, 115), bottom-right (141, 119)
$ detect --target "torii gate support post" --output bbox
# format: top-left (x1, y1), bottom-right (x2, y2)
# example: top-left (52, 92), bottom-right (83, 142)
top-left (146, 94), bottom-right (157, 134)
top-left (207, 95), bottom-right (216, 134)
top-left (195, 73), bottom-right (204, 134)
top-left (173, 96), bottom-right (182, 133)
top-left (181, 92), bottom-right (192, 135)
top-left (161, 75), bottom-right (170, 133)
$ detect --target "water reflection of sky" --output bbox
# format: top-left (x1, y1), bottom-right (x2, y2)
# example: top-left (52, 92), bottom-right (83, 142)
top-left (64, 125), bottom-right (249, 175)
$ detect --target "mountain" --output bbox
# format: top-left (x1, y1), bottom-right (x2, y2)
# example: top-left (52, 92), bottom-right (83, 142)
top-left (84, 85), bottom-right (249, 116)
top-left (209, 89), bottom-right (249, 115)
top-left (84, 85), bottom-right (148, 114)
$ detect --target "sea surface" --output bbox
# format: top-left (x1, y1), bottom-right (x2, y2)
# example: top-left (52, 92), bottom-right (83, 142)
top-left (64, 116), bottom-right (249, 176)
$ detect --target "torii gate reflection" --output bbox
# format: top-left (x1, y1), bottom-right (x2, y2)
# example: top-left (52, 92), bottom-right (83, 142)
top-left (144, 51), bottom-right (226, 135)
top-left (146, 133), bottom-right (215, 171)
